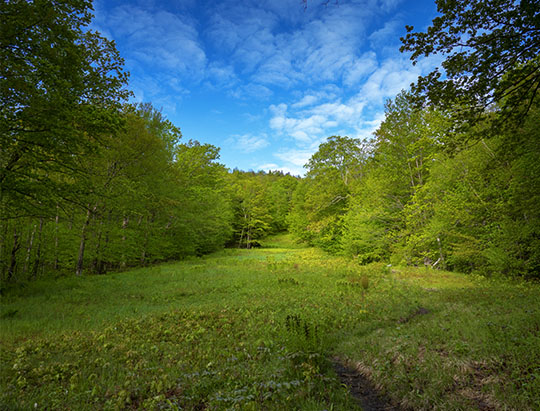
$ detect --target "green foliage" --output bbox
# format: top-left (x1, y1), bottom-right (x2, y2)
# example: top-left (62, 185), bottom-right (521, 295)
top-left (306, 135), bottom-right (366, 185)
top-left (393, 2), bottom-right (540, 277)
top-left (340, 92), bottom-right (449, 263)
top-left (288, 136), bottom-right (366, 253)
top-left (170, 140), bottom-right (233, 256)
top-left (394, 103), bottom-right (540, 278)
top-left (0, 0), bottom-right (240, 282)
top-left (285, 3), bottom-right (539, 281)
top-left (0, 104), bottom-right (235, 281)
top-left (400, 0), bottom-right (540, 124)
top-left (341, 179), bottom-right (391, 263)
top-left (267, 172), bottom-right (299, 232)
top-left (0, 0), bottom-right (129, 218)
top-left (228, 170), bottom-right (297, 248)
top-left (291, 90), bottom-right (539, 279)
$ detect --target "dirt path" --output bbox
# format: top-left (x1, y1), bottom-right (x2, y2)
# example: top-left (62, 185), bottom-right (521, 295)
top-left (331, 307), bottom-right (430, 410)
top-left (332, 359), bottom-right (402, 411)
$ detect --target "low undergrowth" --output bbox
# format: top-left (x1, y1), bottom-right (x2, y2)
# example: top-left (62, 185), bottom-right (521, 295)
top-left (1, 234), bottom-right (539, 409)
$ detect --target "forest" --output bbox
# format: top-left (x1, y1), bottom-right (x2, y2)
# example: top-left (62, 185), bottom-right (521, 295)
top-left (2, 0), bottom-right (538, 283)
top-left (1, 0), bottom-right (299, 280)
top-left (1, 0), bottom-right (540, 409)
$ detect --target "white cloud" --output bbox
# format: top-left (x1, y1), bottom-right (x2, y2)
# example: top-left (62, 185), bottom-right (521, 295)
top-left (229, 83), bottom-right (273, 100)
top-left (269, 104), bottom-right (330, 144)
top-left (267, 165), bottom-right (305, 176)
top-left (276, 141), bottom-right (322, 166)
top-left (92, 0), bottom-right (442, 175)
top-left (292, 95), bottom-right (319, 109)
top-left (203, 0), bottom-right (374, 93)
top-left (207, 6), bottom-right (279, 72)
top-left (351, 111), bottom-right (387, 139)
top-left (206, 62), bottom-right (238, 88)
top-left (273, 141), bottom-right (327, 176)
top-left (99, 6), bottom-right (207, 79)
top-left (257, 163), bottom-right (279, 170)
top-left (359, 57), bottom-right (422, 105)
top-left (232, 133), bottom-right (270, 153)
top-left (378, 0), bottom-right (404, 12)
top-left (256, 162), bottom-right (305, 176)
top-left (344, 52), bottom-right (379, 86)
top-left (265, 49), bottom-right (439, 150)
top-left (251, 55), bottom-right (300, 88)
top-left (369, 19), bottom-right (402, 48)
top-left (269, 97), bottom-right (365, 144)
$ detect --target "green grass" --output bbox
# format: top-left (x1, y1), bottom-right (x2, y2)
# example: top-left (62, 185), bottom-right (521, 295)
top-left (1, 234), bottom-right (539, 410)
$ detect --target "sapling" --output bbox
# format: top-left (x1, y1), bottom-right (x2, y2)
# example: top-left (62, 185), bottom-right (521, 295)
top-left (361, 274), bottom-right (369, 302)
top-left (361, 275), bottom-right (369, 291)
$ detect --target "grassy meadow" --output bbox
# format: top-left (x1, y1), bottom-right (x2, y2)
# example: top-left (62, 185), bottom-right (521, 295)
top-left (1, 234), bottom-right (539, 410)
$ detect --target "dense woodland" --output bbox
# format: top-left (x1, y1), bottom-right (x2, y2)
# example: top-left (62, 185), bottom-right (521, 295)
top-left (1, 0), bottom-right (539, 282)
top-left (289, 98), bottom-right (540, 278)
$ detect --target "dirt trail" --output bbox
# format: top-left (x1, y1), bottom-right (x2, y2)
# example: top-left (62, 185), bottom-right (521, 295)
top-left (332, 359), bottom-right (402, 411)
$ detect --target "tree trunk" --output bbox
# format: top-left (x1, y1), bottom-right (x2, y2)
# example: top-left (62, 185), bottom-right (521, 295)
top-left (415, 156), bottom-right (423, 186)
top-left (31, 218), bottom-right (44, 278)
top-left (246, 217), bottom-right (252, 249)
top-left (0, 219), bottom-right (8, 278)
top-left (76, 205), bottom-right (94, 276)
top-left (7, 227), bottom-right (20, 281)
top-left (437, 237), bottom-right (446, 270)
top-left (100, 209), bottom-right (112, 274)
top-left (407, 160), bottom-right (416, 190)
top-left (54, 206), bottom-right (60, 270)
top-left (91, 217), bottom-right (104, 274)
top-left (238, 226), bottom-right (245, 249)
top-left (23, 222), bottom-right (37, 275)
top-left (238, 208), bottom-right (248, 248)
top-left (121, 215), bottom-right (129, 269)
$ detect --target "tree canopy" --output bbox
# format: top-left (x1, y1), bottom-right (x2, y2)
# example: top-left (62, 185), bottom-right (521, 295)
top-left (1, 0), bottom-right (130, 218)
top-left (400, 0), bottom-right (540, 123)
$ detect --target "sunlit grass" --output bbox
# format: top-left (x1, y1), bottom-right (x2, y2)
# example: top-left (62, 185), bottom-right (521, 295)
top-left (1, 234), bottom-right (539, 409)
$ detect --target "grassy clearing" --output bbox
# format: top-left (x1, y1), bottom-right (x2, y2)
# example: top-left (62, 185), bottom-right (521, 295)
top-left (1, 234), bottom-right (539, 410)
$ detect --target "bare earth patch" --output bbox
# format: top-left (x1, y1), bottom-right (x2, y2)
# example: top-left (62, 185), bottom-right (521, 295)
top-left (397, 306), bottom-right (431, 324)
top-left (332, 357), bottom-right (402, 411)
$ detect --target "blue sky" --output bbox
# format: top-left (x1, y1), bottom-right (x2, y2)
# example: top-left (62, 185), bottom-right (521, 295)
top-left (92, 0), bottom-right (440, 175)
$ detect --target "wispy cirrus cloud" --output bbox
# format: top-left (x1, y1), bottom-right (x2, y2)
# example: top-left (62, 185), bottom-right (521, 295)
top-left (92, 1), bottom-right (208, 112)
top-left (378, 0), bottom-right (404, 12)
top-left (267, 52), bottom-right (432, 151)
top-left (343, 52), bottom-right (379, 86)
top-left (96, 5), bottom-right (206, 75)
top-left (205, 0), bottom-right (373, 91)
top-left (230, 133), bottom-right (270, 153)
top-left (269, 103), bottom-right (334, 144)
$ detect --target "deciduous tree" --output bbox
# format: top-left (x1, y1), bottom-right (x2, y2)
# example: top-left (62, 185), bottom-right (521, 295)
top-left (1, 0), bottom-right (129, 219)
top-left (401, 0), bottom-right (540, 125)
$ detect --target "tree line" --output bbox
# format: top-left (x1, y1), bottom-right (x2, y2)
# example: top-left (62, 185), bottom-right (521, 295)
top-left (288, 0), bottom-right (540, 279)
top-left (2, 0), bottom-right (538, 282)
top-left (0, 0), bottom-right (298, 282)
top-left (1, 99), bottom-right (298, 280)
top-left (288, 94), bottom-right (539, 278)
